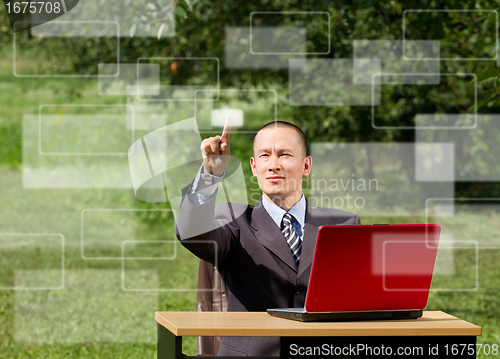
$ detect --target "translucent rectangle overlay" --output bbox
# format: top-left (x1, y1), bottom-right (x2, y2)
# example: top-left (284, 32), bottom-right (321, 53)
top-left (403, 10), bottom-right (498, 61)
top-left (194, 89), bottom-right (277, 132)
top-left (122, 240), bottom-right (217, 292)
top-left (426, 198), bottom-right (500, 249)
top-left (30, 19), bottom-right (118, 37)
top-left (144, 117), bottom-right (201, 174)
top-left (98, 63), bottom-right (160, 96)
top-left (137, 58), bottom-right (219, 102)
top-left (128, 118), bottom-right (202, 202)
top-left (14, 270), bottom-right (157, 343)
top-left (122, 241), bottom-right (176, 260)
top-left (225, 27), bottom-right (305, 69)
top-left (0, 233), bottom-right (64, 290)
top-left (413, 114), bottom-right (477, 129)
top-left (371, 73), bottom-right (477, 129)
top-left (353, 40), bottom-right (440, 85)
top-left (352, 58), bottom-right (382, 85)
top-left (431, 241), bottom-right (479, 292)
top-left (381, 239), bottom-right (436, 290)
top-left (212, 109), bottom-right (243, 127)
top-left (30, 0), bottom-right (176, 38)
top-left (38, 105), bottom-right (134, 155)
top-left (14, 21), bottom-right (119, 77)
top-left (23, 115), bottom-right (134, 188)
top-left (251, 27), bottom-right (306, 54)
top-left (81, 209), bottom-right (174, 259)
top-left (167, 157), bottom-right (249, 237)
top-left (250, 12), bottom-right (330, 54)
top-left (383, 240), bottom-right (478, 292)
top-left (126, 86), bottom-right (196, 130)
top-left (308, 143), bottom-right (454, 217)
top-left (289, 58), bottom-right (381, 106)
top-left (14, 270), bottom-right (64, 290)
top-left (416, 115), bottom-right (500, 181)
top-left (415, 143), bottom-right (455, 182)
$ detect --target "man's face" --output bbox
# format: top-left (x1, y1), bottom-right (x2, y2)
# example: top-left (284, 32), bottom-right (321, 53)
top-left (250, 127), bottom-right (312, 205)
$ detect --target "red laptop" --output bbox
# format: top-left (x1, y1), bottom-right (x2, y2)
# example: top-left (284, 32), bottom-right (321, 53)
top-left (267, 224), bottom-right (441, 321)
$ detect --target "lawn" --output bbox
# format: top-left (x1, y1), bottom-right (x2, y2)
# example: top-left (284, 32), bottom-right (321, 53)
top-left (0, 43), bottom-right (499, 359)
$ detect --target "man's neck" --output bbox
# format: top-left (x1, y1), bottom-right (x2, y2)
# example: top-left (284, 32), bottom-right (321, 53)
top-left (263, 193), bottom-right (302, 212)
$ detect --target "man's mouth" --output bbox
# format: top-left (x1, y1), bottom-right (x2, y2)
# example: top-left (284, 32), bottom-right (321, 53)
top-left (266, 176), bottom-right (284, 182)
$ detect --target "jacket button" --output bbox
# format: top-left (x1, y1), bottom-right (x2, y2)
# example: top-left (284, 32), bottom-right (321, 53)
top-left (295, 287), bottom-right (304, 295)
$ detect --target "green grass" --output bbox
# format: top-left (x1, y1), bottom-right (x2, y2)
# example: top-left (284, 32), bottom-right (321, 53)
top-left (0, 43), bottom-right (499, 359)
top-left (362, 216), bottom-right (500, 358)
top-left (0, 216), bottom-right (200, 359)
top-left (0, 44), bottom-right (203, 357)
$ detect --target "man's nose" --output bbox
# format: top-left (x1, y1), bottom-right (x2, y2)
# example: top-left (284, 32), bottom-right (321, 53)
top-left (268, 156), bottom-right (281, 171)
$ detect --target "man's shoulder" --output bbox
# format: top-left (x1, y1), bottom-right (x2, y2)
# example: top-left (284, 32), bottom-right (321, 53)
top-left (310, 205), bottom-right (357, 217)
top-left (307, 203), bottom-right (360, 225)
top-left (214, 201), bottom-right (255, 221)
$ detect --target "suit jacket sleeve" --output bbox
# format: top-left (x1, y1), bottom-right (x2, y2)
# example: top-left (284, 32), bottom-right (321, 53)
top-left (175, 179), bottom-right (244, 267)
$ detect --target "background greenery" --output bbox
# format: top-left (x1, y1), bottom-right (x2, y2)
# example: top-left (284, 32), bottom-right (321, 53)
top-left (1, 0), bottom-right (499, 358)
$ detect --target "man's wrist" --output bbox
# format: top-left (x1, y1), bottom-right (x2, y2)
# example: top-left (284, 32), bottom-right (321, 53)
top-left (202, 166), bottom-right (224, 177)
top-left (202, 165), bottom-right (223, 177)
top-left (201, 170), bottom-right (224, 185)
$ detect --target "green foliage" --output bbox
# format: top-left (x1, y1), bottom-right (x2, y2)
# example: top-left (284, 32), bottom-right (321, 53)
top-left (1, 1), bottom-right (500, 358)
top-left (0, 123), bottom-right (21, 169)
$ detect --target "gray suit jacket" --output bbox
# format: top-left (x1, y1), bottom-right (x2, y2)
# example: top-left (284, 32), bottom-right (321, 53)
top-left (175, 185), bottom-right (361, 356)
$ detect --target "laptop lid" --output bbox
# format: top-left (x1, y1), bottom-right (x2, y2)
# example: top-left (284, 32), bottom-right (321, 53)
top-left (304, 224), bottom-right (441, 313)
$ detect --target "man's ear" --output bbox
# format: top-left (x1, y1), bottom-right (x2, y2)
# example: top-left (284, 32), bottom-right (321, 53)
top-left (250, 157), bottom-right (257, 176)
top-left (302, 156), bottom-right (312, 177)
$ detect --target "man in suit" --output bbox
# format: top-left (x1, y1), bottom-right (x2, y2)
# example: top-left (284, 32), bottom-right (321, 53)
top-left (175, 119), bottom-right (360, 356)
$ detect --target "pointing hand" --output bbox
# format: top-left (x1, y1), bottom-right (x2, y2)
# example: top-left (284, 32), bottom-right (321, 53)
top-left (201, 115), bottom-right (231, 176)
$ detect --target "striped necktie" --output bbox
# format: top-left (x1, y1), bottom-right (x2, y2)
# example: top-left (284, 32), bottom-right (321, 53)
top-left (281, 213), bottom-right (302, 267)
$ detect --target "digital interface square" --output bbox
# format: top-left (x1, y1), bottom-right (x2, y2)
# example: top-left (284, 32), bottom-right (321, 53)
top-left (0, 233), bottom-right (64, 290)
top-left (371, 73), bottom-right (477, 129)
top-left (23, 115), bottom-right (133, 189)
top-left (14, 270), bottom-right (157, 343)
top-left (14, 21), bottom-right (119, 77)
top-left (137, 58), bottom-right (219, 101)
top-left (81, 209), bottom-right (174, 259)
top-left (194, 89), bottom-right (277, 132)
top-left (403, 10), bottom-right (498, 61)
top-left (353, 40), bottom-right (440, 85)
top-left (38, 105), bottom-right (134, 155)
top-left (309, 143), bottom-right (454, 217)
top-left (427, 198), bottom-right (500, 249)
top-left (416, 115), bottom-right (500, 181)
top-left (225, 27), bottom-right (306, 69)
top-left (250, 12), bottom-right (330, 54)
top-left (122, 241), bottom-right (216, 292)
top-left (289, 58), bottom-right (381, 106)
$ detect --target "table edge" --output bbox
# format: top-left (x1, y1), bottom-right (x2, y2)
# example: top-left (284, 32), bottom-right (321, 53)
top-left (155, 311), bottom-right (482, 337)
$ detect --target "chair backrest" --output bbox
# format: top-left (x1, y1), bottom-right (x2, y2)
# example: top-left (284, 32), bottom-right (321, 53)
top-left (196, 259), bottom-right (228, 356)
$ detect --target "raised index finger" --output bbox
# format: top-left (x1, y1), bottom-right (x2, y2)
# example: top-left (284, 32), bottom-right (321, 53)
top-left (221, 114), bottom-right (231, 143)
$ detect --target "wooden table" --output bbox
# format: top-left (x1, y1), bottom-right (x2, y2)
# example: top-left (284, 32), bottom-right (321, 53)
top-left (156, 311), bottom-right (481, 358)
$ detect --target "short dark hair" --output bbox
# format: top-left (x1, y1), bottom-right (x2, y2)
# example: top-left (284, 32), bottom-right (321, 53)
top-left (253, 121), bottom-right (308, 157)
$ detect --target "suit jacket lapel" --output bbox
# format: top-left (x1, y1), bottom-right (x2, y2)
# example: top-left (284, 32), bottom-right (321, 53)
top-left (298, 200), bottom-right (323, 277)
top-left (251, 199), bottom-right (298, 273)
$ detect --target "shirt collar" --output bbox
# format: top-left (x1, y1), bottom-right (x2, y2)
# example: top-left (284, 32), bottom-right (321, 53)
top-left (261, 194), bottom-right (306, 229)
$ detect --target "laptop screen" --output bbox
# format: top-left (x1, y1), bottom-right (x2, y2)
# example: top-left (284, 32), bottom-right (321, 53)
top-left (305, 224), bottom-right (441, 313)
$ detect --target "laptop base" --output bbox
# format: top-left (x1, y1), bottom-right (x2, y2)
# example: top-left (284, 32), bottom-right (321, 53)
top-left (267, 308), bottom-right (423, 322)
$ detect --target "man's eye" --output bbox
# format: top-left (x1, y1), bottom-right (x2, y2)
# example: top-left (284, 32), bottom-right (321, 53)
top-left (260, 154), bottom-right (269, 157)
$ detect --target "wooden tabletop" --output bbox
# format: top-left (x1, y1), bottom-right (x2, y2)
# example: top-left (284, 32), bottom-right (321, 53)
top-left (155, 311), bottom-right (481, 337)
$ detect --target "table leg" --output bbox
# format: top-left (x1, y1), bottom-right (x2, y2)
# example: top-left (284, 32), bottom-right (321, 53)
top-left (158, 323), bottom-right (183, 359)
